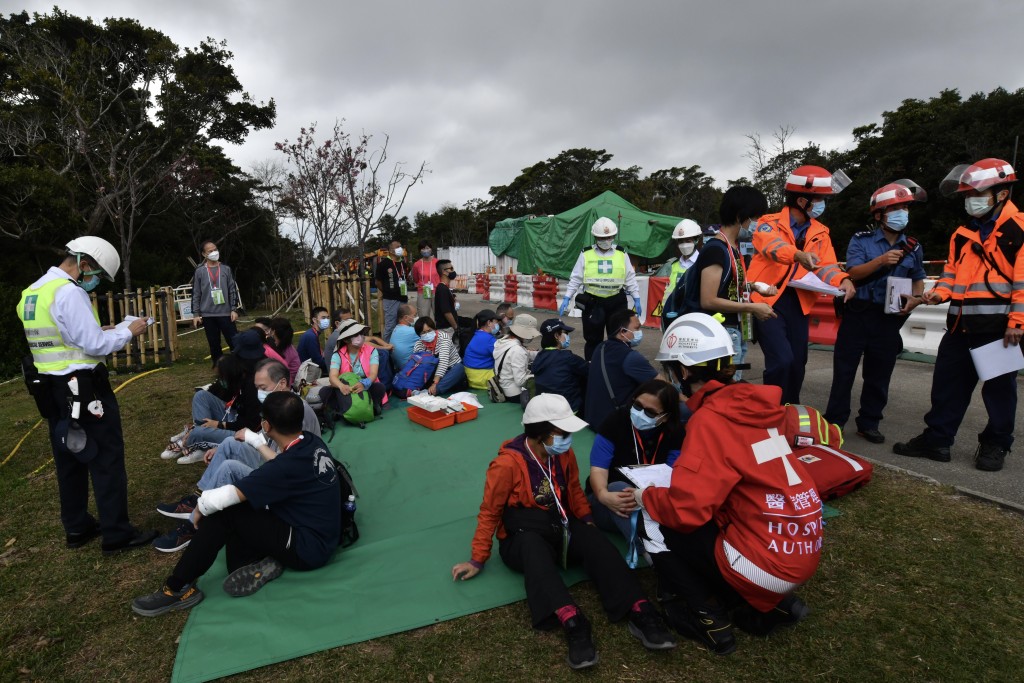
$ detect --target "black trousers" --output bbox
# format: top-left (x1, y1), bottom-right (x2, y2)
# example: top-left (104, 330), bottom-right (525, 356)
top-left (46, 378), bottom-right (135, 544)
top-left (656, 522), bottom-right (744, 612)
top-left (582, 290), bottom-right (628, 362)
top-left (203, 315), bottom-right (238, 365)
top-left (498, 517), bottom-right (643, 627)
top-left (171, 504), bottom-right (310, 588)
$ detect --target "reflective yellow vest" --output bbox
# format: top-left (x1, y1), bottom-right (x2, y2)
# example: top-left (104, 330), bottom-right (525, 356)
top-left (582, 248), bottom-right (627, 298)
top-left (18, 278), bottom-right (104, 374)
top-left (660, 259), bottom-right (689, 308)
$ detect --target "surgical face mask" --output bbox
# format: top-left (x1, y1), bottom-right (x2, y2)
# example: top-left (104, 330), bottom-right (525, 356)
top-left (678, 240), bottom-right (696, 257)
top-left (544, 433), bottom-right (572, 456)
top-left (596, 239), bottom-right (613, 250)
top-left (454, 301), bottom-right (461, 312)
top-left (501, 316), bottom-right (511, 326)
top-left (808, 200), bottom-right (825, 219)
top-left (318, 318), bottom-right (330, 330)
top-left (421, 249), bottom-right (432, 258)
top-left (206, 250), bottom-right (220, 262)
top-left (80, 275), bottom-right (101, 292)
top-left (393, 247), bottom-right (404, 257)
top-left (965, 195), bottom-right (993, 218)
top-left (420, 331), bottom-right (436, 343)
top-left (491, 324), bottom-right (501, 337)
top-left (628, 328), bottom-right (643, 347)
top-left (561, 335), bottom-right (571, 349)
top-left (257, 389), bottom-right (271, 403)
top-left (884, 208), bottom-right (909, 231)
top-left (350, 334), bottom-right (364, 347)
top-left (630, 405), bottom-right (662, 431)
top-left (738, 219), bottom-right (757, 242)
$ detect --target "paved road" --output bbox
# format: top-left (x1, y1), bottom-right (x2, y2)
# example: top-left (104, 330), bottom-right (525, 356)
top-left (452, 293), bottom-right (1024, 510)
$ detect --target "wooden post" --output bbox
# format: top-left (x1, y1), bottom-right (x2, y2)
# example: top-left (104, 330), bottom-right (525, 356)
top-left (107, 291), bottom-right (119, 370)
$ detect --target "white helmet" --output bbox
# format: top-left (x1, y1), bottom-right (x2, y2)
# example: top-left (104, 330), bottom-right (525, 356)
top-left (591, 217), bottom-right (618, 238)
top-left (66, 236), bottom-right (121, 281)
top-left (672, 219), bottom-right (702, 240)
top-left (656, 313), bottom-right (734, 366)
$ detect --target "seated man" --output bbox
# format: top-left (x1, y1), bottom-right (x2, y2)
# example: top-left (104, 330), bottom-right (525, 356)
top-left (463, 309), bottom-right (500, 389)
top-left (496, 302), bottom-right (516, 337)
top-left (390, 303), bottom-right (419, 370)
top-left (533, 318), bottom-right (588, 413)
top-left (132, 392), bottom-right (342, 616)
top-left (584, 309), bottom-right (658, 430)
top-left (298, 306), bottom-right (330, 374)
top-left (153, 359), bottom-right (320, 553)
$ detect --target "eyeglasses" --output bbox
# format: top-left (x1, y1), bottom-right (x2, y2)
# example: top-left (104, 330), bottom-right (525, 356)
top-left (631, 401), bottom-right (665, 419)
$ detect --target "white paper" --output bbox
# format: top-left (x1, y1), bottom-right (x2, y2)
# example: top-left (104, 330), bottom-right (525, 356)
top-left (787, 271), bottom-right (845, 297)
top-left (885, 276), bottom-right (913, 314)
top-left (114, 315), bottom-right (154, 330)
top-left (969, 339), bottom-right (1024, 382)
top-left (617, 463), bottom-right (673, 489)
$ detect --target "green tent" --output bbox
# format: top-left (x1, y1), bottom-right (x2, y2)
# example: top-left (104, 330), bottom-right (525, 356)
top-left (488, 216), bottom-right (529, 260)
top-left (511, 191), bottom-right (683, 279)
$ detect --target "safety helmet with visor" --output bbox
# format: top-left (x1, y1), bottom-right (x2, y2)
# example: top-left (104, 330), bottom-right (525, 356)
top-left (869, 179), bottom-right (927, 213)
top-left (940, 158), bottom-right (1017, 197)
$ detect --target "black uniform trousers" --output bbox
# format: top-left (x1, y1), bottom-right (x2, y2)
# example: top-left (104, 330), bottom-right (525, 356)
top-left (582, 290), bottom-right (628, 362)
top-left (45, 374), bottom-right (134, 544)
top-left (655, 522), bottom-right (745, 613)
top-left (498, 516), bottom-right (643, 627)
top-left (824, 303), bottom-right (907, 432)
top-left (170, 503), bottom-right (311, 590)
top-left (755, 288), bottom-right (809, 405)
top-left (203, 315), bottom-right (238, 365)
top-left (922, 330), bottom-right (1017, 450)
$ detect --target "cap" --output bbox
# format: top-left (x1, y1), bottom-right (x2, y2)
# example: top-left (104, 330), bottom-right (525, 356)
top-left (523, 394), bottom-right (589, 432)
top-left (540, 318), bottom-right (574, 335)
top-left (509, 313), bottom-right (541, 340)
top-left (475, 309), bottom-right (500, 326)
top-left (335, 318), bottom-right (370, 342)
top-left (232, 330), bottom-right (266, 361)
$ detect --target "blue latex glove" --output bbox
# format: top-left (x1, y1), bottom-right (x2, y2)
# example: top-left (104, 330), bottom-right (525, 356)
top-left (558, 296), bottom-right (570, 316)
top-left (633, 297), bottom-right (643, 318)
top-left (360, 377), bottom-right (373, 389)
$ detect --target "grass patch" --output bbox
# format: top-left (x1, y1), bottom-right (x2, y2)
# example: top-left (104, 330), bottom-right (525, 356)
top-left (2, 311), bottom-right (1023, 681)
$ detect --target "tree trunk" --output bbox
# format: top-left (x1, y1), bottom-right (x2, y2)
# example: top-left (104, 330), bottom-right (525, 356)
top-left (120, 231), bottom-right (133, 291)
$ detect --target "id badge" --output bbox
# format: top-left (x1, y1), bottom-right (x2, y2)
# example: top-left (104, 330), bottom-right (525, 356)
top-left (422, 282), bottom-right (432, 299)
top-left (560, 521), bottom-right (571, 570)
top-left (210, 288), bottom-right (225, 305)
top-left (398, 278), bottom-right (407, 296)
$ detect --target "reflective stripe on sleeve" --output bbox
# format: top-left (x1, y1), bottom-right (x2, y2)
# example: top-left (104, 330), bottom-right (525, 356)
top-left (722, 539), bottom-right (800, 595)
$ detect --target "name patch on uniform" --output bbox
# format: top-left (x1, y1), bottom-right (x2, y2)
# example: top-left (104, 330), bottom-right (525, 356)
top-left (758, 224), bottom-right (772, 233)
top-left (797, 454), bottom-right (821, 464)
top-left (22, 295), bottom-right (38, 321)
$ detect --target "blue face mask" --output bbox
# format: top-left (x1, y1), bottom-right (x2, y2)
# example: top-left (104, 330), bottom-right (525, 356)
top-left (420, 331), bottom-right (436, 343)
top-left (808, 200), bottom-right (826, 219)
top-left (628, 329), bottom-right (643, 347)
top-left (630, 405), bottom-right (662, 431)
top-left (544, 434), bottom-right (573, 456)
top-left (80, 275), bottom-right (101, 292)
top-left (318, 318), bottom-right (330, 330)
top-left (738, 219), bottom-right (757, 242)
top-left (257, 389), bottom-right (271, 403)
top-left (884, 209), bottom-right (909, 231)
top-left (561, 335), bottom-right (571, 349)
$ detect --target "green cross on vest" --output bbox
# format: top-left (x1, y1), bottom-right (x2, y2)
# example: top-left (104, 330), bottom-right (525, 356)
top-left (22, 295), bottom-right (37, 320)
top-left (597, 259), bottom-right (613, 274)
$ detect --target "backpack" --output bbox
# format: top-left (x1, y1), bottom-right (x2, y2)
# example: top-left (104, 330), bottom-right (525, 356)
top-left (293, 359), bottom-right (322, 392)
top-left (486, 348), bottom-right (512, 403)
top-left (375, 348), bottom-right (395, 391)
top-left (661, 239), bottom-right (732, 328)
top-left (392, 351), bottom-right (440, 398)
top-left (320, 372), bottom-right (375, 438)
top-left (331, 456), bottom-right (360, 547)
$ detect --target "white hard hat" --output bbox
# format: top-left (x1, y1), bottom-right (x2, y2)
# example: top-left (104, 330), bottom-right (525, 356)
top-left (66, 236), bottom-right (121, 281)
top-left (591, 217), bottom-right (618, 238)
top-left (672, 219), bottom-right (702, 240)
top-left (656, 313), bottom-right (734, 366)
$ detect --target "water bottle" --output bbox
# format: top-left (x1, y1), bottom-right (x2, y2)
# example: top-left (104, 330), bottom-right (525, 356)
top-left (343, 495), bottom-right (356, 514)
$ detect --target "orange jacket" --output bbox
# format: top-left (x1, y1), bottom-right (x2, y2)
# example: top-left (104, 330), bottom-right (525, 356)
top-left (931, 200), bottom-right (1024, 334)
top-left (469, 435), bottom-right (592, 565)
top-left (748, 207), bottom-right (849, 314)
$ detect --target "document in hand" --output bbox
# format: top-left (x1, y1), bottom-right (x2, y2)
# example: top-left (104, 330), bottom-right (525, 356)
top-left (885, 276), bottom-right (913, 314)
top-left (114, 315), bottom-right (155, 330)
top-left (617, 463), bottom-right (673, 489)
top-left (787, 271), bottom-right (845, 297)
top-left (969, 339), bottom-right (1024, 382)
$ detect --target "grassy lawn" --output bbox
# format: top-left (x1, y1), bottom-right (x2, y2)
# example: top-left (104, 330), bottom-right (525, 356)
top-left (2, 311), bottom-right (1023, 682)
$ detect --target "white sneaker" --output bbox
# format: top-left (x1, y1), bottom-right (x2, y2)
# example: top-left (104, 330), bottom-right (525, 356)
top-left (160, 440), bottom-right (185, 460)
top-left (176, 449), bottom-right (206, 465)
top-left (169, 424), bottom-right (191, 443)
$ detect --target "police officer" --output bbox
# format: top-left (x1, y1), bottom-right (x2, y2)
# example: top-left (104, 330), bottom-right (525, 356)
top-left (895, 158), bottom-right (1024, 472)
top-left (560, 217), bottom-right (642, 361)
top-left (658, 219), bottom-right (702, 331)
top-left (824, 180), bottom-right (927, 443)
top-left (747, 165), bottom-right (856, 404)
top-left (17, 237), bottom-right (157, 553)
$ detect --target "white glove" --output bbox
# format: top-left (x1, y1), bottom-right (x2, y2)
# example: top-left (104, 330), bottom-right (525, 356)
top-left (242, 428), bottom-right (265, 449)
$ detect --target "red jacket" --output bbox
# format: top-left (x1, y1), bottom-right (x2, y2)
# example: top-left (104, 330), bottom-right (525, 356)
top-left (642, 381), bottom-right (823, 611)
top-left (470, 435), bottom-right (592, 565)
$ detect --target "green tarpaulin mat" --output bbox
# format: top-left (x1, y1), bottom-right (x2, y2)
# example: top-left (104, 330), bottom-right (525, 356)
top-left (170, 398), bottom-right (842, 682)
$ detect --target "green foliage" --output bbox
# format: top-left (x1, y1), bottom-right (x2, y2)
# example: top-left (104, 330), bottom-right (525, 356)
top-left (0, 281), bottom-right (28, 378)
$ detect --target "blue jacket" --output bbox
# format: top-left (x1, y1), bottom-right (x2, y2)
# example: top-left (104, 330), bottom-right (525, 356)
top-left (463, 329), bottom-right (497, 369)
top-left (533, 348), bottom-right (589, 413)
top-left (297, 327), bottom-right (327, 373)
top-left (584, 339), bottom-right (657, 429)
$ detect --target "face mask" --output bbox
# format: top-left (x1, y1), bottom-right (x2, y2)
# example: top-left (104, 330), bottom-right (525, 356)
top-left (544, 434), bottom-right (572, 456)
top-left (206, 250), bottom-right (220, 262)
top-left (628, 329), bottom-right (643, 347)
top-left (318, 318), bottom-right (330, 330)
top-left (884, 209), bottom-right (909, 231)
top-left (596, 239), bottom-right (613, 250)
top-left (561, 335), bottom-right (571, 349)
top-left (678, 241), bottom-right (696, 257)
top-left (393, 247), bottom-right (404, 257)
top-left (447, 271), bottom-right (458, 280)
top-left (257, 389), bottom-right (270, 403)
top-left (350, 335), bottom-right (364, 347)
top-left (491, 325), bottom-right (501, 337)
top-left (965, 196), bottom-right (993, 218)
top-left (454, 301), bottom-right (461, 311)
top-left (421, 249), bottom-right (432, 258)
top-left (739, 219), bottom-right (756, 241)
top-left (420, 331), bottom-right (436, 343)
top-left (501, 316), bottom-right (510, 326)
top-left (80, 275), bottom-right (101, 292)
top-left (630, 405), bottom-right (662, 431)
top-left (808, 200), bottom-right (825, 219)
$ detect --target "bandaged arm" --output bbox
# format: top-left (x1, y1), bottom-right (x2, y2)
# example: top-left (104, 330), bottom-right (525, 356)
top-left (197, 484), bottom-right (246, 516)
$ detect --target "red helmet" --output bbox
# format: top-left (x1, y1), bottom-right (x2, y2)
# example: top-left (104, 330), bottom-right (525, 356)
top-left (785, 165), bottom-right (836, 195)
top-left (869, 179), bottom-right (927, 213)
top-left (941, 158), bottom-right (1017, 196)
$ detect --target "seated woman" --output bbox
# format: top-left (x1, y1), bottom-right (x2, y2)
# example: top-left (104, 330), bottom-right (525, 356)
top-left (587, 379), bottom-right (682, 542)
top-left (268, 317), bottom-right (301, 385)
top-left (452, 394), bottom-right (675, 670)
top-left (463, 309), bottom-right (500, 389)
top-left (412, 316), bottom-right (466, 395)
top-left (326, 319), bottom-right (388, 418)
top-left (634, 313), bottom-right (822, 656)
top-left (532, 318), bottom-right (588, 413)
top-left (492, 313), bottom-right (541, 408)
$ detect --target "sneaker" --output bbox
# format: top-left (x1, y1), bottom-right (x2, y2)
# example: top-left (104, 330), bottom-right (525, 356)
top-left (627, 602), bottom-right (676, 650)
top-left (892, 434), bottom-right (951, 462)
top-left (169, 424), bottom-right (191, 443)
top-left (160, 440), bottom-right (185, 460)
top-left (131, 583), bottom-right (204, 617)
top-left (156, 494), bottom-right (199, 520)
top-left (664, 600), bottom-right (736, 656)
top-left (735, 594), bottom-right (811, 636)
top-left (856, 427), bottom-right (885, 444)
top-left (562, 613), bottom-right (599, 670)
top-left (975, 442), bottom-right (1009, 472)
top-left (152, 522), bottom-right (196, 553)
top-left (223, 556), bottom-right (285, 597)
top-left (101, 528), bottom-right (159, 556)
top-left (65, 521), bottom-right (101, 549)
top-left (177, 447), bottom-right (207, 465)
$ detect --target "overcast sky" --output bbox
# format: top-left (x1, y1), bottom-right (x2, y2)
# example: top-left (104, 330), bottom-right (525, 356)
top-left (16, 1), bottom-right (1024, 220)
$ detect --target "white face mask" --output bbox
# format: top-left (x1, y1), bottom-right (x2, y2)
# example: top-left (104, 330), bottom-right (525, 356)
top-left (678, 241), bottom-right (696, 257)
top-left (596, 239), bottom-right (613, 250)
top-left (965, 196), bottom-right (993, 218)
top-left (350, 335), bottom-right (364, 347)
top-left (393, 247), bottom-right (404, 257)
top-left (206, 250), bottom-right (220, 262)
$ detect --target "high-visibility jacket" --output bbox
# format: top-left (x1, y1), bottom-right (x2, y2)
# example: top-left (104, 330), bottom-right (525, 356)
top-left (582, 247), bottom-right (627, 298)
top-left (660, 259), bottom-right (689, 309)
top-left (748, 208), bottom-right (848, 314)
top-left (18, 278), bottom-right (103, 374)
top-left (931, 200), bottom-right (1024, 334)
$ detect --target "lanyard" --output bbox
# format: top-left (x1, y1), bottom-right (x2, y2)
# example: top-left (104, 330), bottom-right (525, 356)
top-left (631, 427), bottom-right (664, 466)
top-left (524, 441), bottom-right (568, 525)
top-left (283, 434), bottom-right (304, 451)
top-left (206, 264), bottom-right (221, 289)
top-left (716, 232), bottom-right (747, 300)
